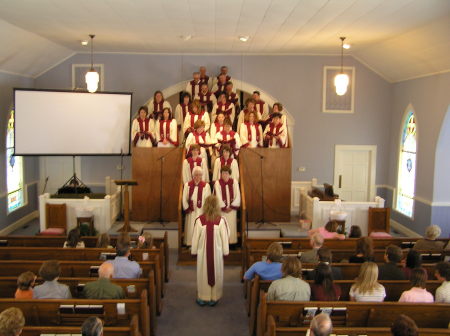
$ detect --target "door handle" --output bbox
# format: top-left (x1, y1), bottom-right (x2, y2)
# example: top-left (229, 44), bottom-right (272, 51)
top-left (339, 175), bottom-right (342, 188)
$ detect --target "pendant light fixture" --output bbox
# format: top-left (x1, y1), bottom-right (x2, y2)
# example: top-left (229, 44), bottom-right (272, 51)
top-left (334, 36), bottom-right (349, 96)
top-left (85, 34), bottom-right (99, 93)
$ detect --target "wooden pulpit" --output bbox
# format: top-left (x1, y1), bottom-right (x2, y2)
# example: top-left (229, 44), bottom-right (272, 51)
top-left (115, 180), bottom-right (138, 232)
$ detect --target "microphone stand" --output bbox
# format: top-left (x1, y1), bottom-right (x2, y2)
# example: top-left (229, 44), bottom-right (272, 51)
top-left (117, 150), bottom-right (125, 221)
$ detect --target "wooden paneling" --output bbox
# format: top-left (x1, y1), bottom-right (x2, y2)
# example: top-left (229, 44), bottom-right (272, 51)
top-left (131, 147), bottom-right (183, 221)
top-left (45, 203), bottom-right (66, 230)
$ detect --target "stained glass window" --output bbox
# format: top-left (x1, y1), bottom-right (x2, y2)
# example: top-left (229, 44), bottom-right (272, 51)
top-left (396, 110), bottom-right (416, 217)
top-left (6, 110), bottom-right (24, 213)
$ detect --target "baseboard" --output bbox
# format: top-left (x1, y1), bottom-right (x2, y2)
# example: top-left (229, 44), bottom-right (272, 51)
top-left (390, 219), bottom-right (422, 238)
top-left (0, 210), bottom-right (39, 235)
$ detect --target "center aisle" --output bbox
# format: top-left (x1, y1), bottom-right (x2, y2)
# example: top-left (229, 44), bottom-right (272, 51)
top-left (157, 249), bottom-right (248, 336)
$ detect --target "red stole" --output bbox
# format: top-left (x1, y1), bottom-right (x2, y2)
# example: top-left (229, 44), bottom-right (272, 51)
top-left (193, 131), bottom-right (207, 145)
top-left (266, 123), bottom-right (284, 147)
top-left (245, 122), bottom-right (260, 144)
top-left (216, 75), bottom-right (231, 82)
top-left (213, 122), bottom-right (224, 133)
top-left (216, 82), bottom-right (226, 92)
top-left (190, 111), bottom-right (205, 128)
top-left (217, 102), bottom-right (232, 118)
top-left (199, 214), bottom-right (221, 286)
top-left (188, 180), bottom-right (206, 211)
top-left (190, 80), bottom-right (200, 97)
top-left (134, 118), bottom-right (152, 145)
top-left (153, 100), bottom-right (164, 119)
top-left (219, 178), bottom-right (235, 209)
top-left (255, 100), bottom-right (265, 114)
top-left (199, 92), bottom-right (213, 104)
top-left (220, 157), bottom-right (233, 168)
top-left (226, 92), bottom-right (238, 105)
top-left (199, 75), bottom-right (209, 85)
top-left (159, 120), bottom-right (178, 146)
top-left (218, 131), bottom-right (237, 152)
top-left (187, 156), bottom-right (202, 173)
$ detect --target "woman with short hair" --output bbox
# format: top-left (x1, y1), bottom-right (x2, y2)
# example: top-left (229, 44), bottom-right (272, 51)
top-left (349, 262), bottom-right (386, 302)
top-left (33, 260), bottom-right (72, 299)
top-left (399, 268), bottom-right (434, 303)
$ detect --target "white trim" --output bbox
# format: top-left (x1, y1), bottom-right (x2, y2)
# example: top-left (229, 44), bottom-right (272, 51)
top-left (0, 68), bottom-right (33, 79)
top-left (322, 66), bottom-right (355, 114)
top-left (0, 210), bottom-right (39, 235)
top-left (390, 218), bottom-right (422, 238)
top-left (350, 54), bottom-right (393, 83)
top-left (376, 184), bottom-right (395, 191)
top-left (33, 52), bottom-right (76, 79)
top-left (395, 68), bottom-right (450, 83)
top-left (414, 195), bottom-right (432, 206)
top-left (77, 51), bottom-right (345, 57)
top-left (71, 64), bottom-right (105, 91)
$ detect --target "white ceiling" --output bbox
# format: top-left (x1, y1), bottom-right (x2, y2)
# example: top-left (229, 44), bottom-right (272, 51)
top-left (0, 0), bottom-right (449, 81)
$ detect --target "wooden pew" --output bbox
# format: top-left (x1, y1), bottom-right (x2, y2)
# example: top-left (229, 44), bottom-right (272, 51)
top-left (0, 290), bottom-right (150, 336)
top-left (257, 292), bottom-right (450, 336)
top-left (22, 314), bottom-right (140, 336)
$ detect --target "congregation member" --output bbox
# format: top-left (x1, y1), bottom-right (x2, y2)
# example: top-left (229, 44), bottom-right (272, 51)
top-left (131, 106), bottom-right (154, 147)
top-left (186, 71), bottom-right (201, 99)
top-left (306, 247), bottom-right (343, 280)
top-left (209, 111), bottom-right (226, 141)
top-left (402, 249), bottom-right (422, 279)
top-left (183, 100), bottom-right (210, 137)
top-left (398, 267), bottom-right (433, 303)
top-left (215, 119), bottom-right (241, 157)
top-left (435, 261), bottom-right (450, 303)
top-left (198, 82), bottom-right (216, 113)
top-left (199, 66), bottom-right (211, 87)
top-left (96, 233), bottom-right (113, 249)
top-left (413, 225), bottom-right (445, 250)
top-left (349, 237), bottom-right (374, 263)
top-left (263, 113), bottom-right (287, 148)
top-left (391, 315), bottom-right (418, 336)
top-left (34, 260), bottom-right (72, 299)
top-left (267, 256), bottom-right (311, 301)
top-left (211, 92), bottom-right (235, 124)
top-left (83, 262), bottom-right (125, 299)
top-left (225, 81), bottom-right (239, 106)
top-left (182, 144), bottom-right (209, 183)
top-left (155, 107), bottom-right (178, 147)
top-left (243, 242), bottom-right (283, 281)
top-left (81, 317), bottom-right (103, 336)
top-left (107, 242), bottom-right (142, 279)
top-left (240, 111), bottom-right (263, 148)
top-left (137, 232), bottom-right (155, 249)
top-left (237, 98), bottom-right (261, 131)
top-left (63, 228), bottom-right (85, 248)
top-left (379, 245), bottom-right (406, 280)
top-left (308, 220), bottom-right (345, 240)
top-left (348, 225), bottom-right (362, 238)
top-left (15, 271), bottom-right (36, 299)
top-left (175, 92), bottom-right (191, 129)
top-left (148, 90), bottom-right (171, 120)
top-left (212, 145), bottom-right (239, 182)
top-left (182, 166), bottom-right (211, 246)
top-left (311, 263), bottom-right (341, 301)
top-left (191, 195), bottom-right (229, 306)
top-left (309, 313), bottom-right (333, 336)
top-left (214, 166), bottom-right (240, 244)
top-left (185, 120), bottom-right (213, 161)
top-left (300, 233), bottom-right (324, 263)
top-left (0, 307), bottom-right (24, 336)
top-left (349, 262), bottom-right (386, 302)
top-left (212, 73), bottom-right (229, 97)
top-left (252, 91), bottom-right (269, 121)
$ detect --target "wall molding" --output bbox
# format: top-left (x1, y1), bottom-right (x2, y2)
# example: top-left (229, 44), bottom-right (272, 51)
top-left (0, 181), bottom-right (39, 199)
top-left (390, 218), bottom-right (422, 238)
top-left (0, 210), bottom-right (39, 235)
top-left (375, 184), bottom-right (450, 207)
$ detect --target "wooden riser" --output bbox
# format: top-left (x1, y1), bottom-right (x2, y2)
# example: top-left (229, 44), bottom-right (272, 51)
top-left (177, 248), bottom-right (242, 265)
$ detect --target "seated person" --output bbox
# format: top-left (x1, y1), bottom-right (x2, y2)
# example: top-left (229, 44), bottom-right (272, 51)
top-left (391, 315), bottom-right (419, 336)
top-left (349, 262), bottom-right (386, 302)
top-left (15, 271), bottom-right (36, 299)
top-left (308, 220), bottom-right (345, 240)
top-left (212, 145), bottom-right (239, 182)
top-left (349, 237), bottom-right (374, 263)
top-left (263, 113), bottom-right (287, 148)
top-left (183, 100), bottom-right (210, 137)
top-left (398, 267), bottom-right (433, 303)
top-left (137, 232), bottom-right (155, 249)
top-left (243, 242), bottom-right (283, 281)
top-left (81, 317), bottom-right (104, 336)
top-left (306, 247), bottom-right (343, 280)
top-left (413, 225), bottom-right (445, 251)
top-left (198, 82), bottom-right (216, 113)
top-left (107, 242), bottom-right (142, 279)
top-left (0, 307), bottom-right (25, 336)
top-left (83, 262), bottom-right (125, 299)
top-left (63, 228), bottom-right (85, 248)
top-left (311, 263), bottom-right (341, 301)
top-left (185, 120), bottom-right (213, 162)
top-left (240, 111), bottom-right (263, 148)
top-left (402, 249), bottom-right (422, 280)
top-left (182, 144), bottom-right (209, 183)
top-left (237, 98), bottom-right (262, 131)
top-left (252, 91), bottom-right (269, 121)
top-left (215, 119), bottom-right (241, 157)
top-left (148, 90), bottom-right (171, 120)
top-left (175, 92), bottom-right (191, 130)
top-left (34, 260), bottom-right (72, 299)
top-left (96, 233), bottom-right (113, 249)
top-left (131, 105), bottom-right (155, 147)
top-left (211, 92), bottom-right (235, 124)
top-left (378, 245), bottom-right (406, 280)
top-left (267, 256), bottom-right (311, 301)
top-left (348, 225), bottom-right (362, 238)
top-left (309, 313), bottom-right (332, 336)
top-left (300, 233), bottom-right (324, 263)
top-left (434, 261), bottom-right (450, 303)
top-left (155, 107), bottom-right (178, 147)
top-left (186, 71), bottom-right (201, 99)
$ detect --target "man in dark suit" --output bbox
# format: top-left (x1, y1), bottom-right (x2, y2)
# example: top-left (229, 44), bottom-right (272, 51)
top-left (378, 245), bottom-right (406, 280)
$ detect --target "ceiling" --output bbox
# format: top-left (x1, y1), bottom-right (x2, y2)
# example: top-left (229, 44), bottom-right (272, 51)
top-left (0, 0), bottom-right (449, 82)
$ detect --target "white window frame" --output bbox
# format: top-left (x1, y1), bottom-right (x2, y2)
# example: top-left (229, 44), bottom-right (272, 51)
top-left (71, 64), bottom-right (105, 91)
top-left (322, 66), bottom-right (355, 114)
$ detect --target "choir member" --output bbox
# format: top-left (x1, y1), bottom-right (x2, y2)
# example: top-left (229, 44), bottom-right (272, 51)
top-left (155, 107), bottom-right (178, 147)
top-left (211, 92), bottom-right (235, 124)
top-left (225, 81), bottom-right (239, 105)
top-left (175, 92), bottom-right (191, 129)
top-left (263, 113), bottom-right (287, 148)
top-left (131, 106), bottom-right (155, 147)
top-left (237, 98), bottom-right (262, 131)
top-left (198, 82), bottom-right (216, 113)
top-left (215, 65), bottom-right (231, 83)
top-left (183, 100), bottom-right (211, 137)
top-left (212, 145), bottom-right (239, 182)
top-left (215, 119), bottom-right (241, 157)
top-left (210, 111), bottom-right (226, 141)
top-left (252, 91), bottom-right (269, 121)
top-left (240, 111), bottom-right (263, 148)
top-left (264, 102), bottom-right (287, 128)
top-left (182, 166), bottom-right (211, 246)
top-left (185, 120), bottom-right (213, 161)
top-left (182, 144), bottom-right (209, 183)
top-left (148, 91), bottom-right (171, 120)
top-left (199, 66), bottom-right (211, 88)
top-left (186, 72), bottom-right (201, 99)
top-left (191, 195), bottom-right (229, 306)
top-left (214, 166), bottom-right (240, 245)
top-left (212, 73), bottom-right (229, 98)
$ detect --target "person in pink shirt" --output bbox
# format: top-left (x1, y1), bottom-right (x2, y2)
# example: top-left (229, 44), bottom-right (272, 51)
top-left (398, 267), bottom-right (434, 303)
top-left (309, 221), bottom-right (345, 240)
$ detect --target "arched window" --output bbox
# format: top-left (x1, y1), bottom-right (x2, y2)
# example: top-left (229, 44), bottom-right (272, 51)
top-left (6, 110), bottom-right (24, 213)
top-left (396, 109), bottom-right (417, 217)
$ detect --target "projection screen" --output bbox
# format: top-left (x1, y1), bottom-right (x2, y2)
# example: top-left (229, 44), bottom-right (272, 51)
top-left (14, 89), bottom-right (132, 155)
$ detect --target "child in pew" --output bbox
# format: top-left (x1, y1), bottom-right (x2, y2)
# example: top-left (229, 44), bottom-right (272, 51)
top-left (348, 225), bottom-right (362, 238)
top-left (81, 316), bottom-right (104, 336)
top-left (435, 261), bottom-right (450, 303)
top-left (398, 267), bottom-right (434, 303)
top-left (348, 237), bottom-right (374, 263)
top-left (349, 262), bottom-right (386, 302)
top-left (401, 249), bottom-right (422, 280)
top-left (63, 228), bottom-right (85, 248)
top-left (137, 232), bottom-right (155, 249)
top-left (15, 271), bottom-right (36, 299)
top-left (96, 233), bottom-right (113, 249)
top-left (244, 242), bottom-right (283, 281)
top-left (0, 307), bottom-right (25, 336)
top-left (391, 314), bottom-right (419, 336)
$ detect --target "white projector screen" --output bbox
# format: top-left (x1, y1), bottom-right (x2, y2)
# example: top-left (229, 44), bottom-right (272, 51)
top-left (14, 89), bottom-right (132, 155)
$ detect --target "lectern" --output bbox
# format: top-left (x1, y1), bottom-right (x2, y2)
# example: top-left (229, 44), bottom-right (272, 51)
top-left (115, 180), bottom-right (138, 232)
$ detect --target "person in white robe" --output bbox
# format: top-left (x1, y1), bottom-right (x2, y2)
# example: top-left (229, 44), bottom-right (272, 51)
top-left (263, 113), bottom-right (287, 148)
top-left (209, 111), bottom-right (225, 164)
top-left (182, 144), bottom-right (209, 183)
top-left (212, 145), bottom-right (239, 182)
top-left (186, 72), bottom-right (201, 99)
top-left (225, 81), bottom-right (239, 107)
top-left (215, 119), bottom-right (241, 157)
top-left (131, 106), bottom-right (154, 147)
top-left (211, 73), bottom-right (229, 98)
top-left (199, 66), bottom-right (211, 89)
top-left (191, 194), bottom-right (229, 305)
top-left (147, 90), bottom-right (171, 121)
top-left (214, 166), bottom-right (240, 244)
top-left (240, 111), bottom-right (263, 148)
top-left (183, 166), bottom-right (211, 246)
top-left (212, 66), bottom-right (232, 87)
top-left (252, 91), bottom-right (269, 121)
top-left (263, 102), bottom-right (287, 129)
top-left (185, 120), bottom-right (213, 161)
top-left (175, 92), bottom-right (191, 130)
top-left (183, 100), bottom-right (211, 138)
top-left (237, 98), bottom-right (262, 132)
top-left (198, 83), bottom-right (216, 113)
top-left (211, 92), bottom-right (235, 124)
top-left (155, 107), bottom-right (178, 147)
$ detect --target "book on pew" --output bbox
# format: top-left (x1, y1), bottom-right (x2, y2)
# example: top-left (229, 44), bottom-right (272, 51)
top-left (59, 305), bottom-right (75, 314)
top-left (89, 266), bottom-right (99, 277)
top-left (76, 283), bottom-right (85, 294)
top-left (0, 240), bottom-right (7, 246)
top-left (74, 305), bottom-right (104, 314)
top-left (421, 253), bottom-right (442, 262)
top-left (100, 252), bottom-right (117, 261)
top-left (277, 241), bottom-right (293, 248)
top-left (401, 241), bottom-right (415, 248)
top-left (303, 307), bottom-right (318, 325)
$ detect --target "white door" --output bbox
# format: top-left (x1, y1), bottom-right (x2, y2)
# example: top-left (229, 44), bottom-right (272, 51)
top-left (39, 157), bottom-right (82, 195)
top-left (334, 145), bottom-right (376, 202)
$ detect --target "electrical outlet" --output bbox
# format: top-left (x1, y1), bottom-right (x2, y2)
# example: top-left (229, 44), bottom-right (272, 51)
top-left (298, 166), bottom-right (306, 172)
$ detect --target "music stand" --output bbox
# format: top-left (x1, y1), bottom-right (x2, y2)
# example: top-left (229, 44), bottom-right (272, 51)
top-left (115, 180), bottom-right (138, 232)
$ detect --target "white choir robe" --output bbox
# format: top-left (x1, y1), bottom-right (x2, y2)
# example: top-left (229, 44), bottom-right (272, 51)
top-left (175, 103), bottom-right (189, 127)
top-left (211, 82), bottom-right (230, 95)
top-left (199, 76), bottom-right (211, 89)
top-left (182, 157), bottom-right (209, 183)
top-left (185, 132), bottom-right (213, 161)
top-left (215, 131), bottom-right (242, 156)
top-left (186, 80), bottom-right (201, 99)
top-left (191, 215), bottom-right (229, 301)
top-left (237, 109), bottom-right (262, 132)
top-left (209, 123), bottom-right (224, 143)
top-left (211, 102), bottom-right (236, 124)
top-left (147, 99), bottom-right (172, 120)
top-left (212, 75), bottom-right (233, 88)
top-left (212, 157), bottom-right (239, 182)
top-left (263, 122), bottom-right (288, 148)
top-left (214, 179), bottom-right (240, 244)
top-left (183, 112), bottom-right (211, 136)
top-left (198, 92), bottom-right (217, 113)
top-left (263, 112), bottom-right (288, 128)
top-left (183, 182), bottom-right (211, 246)
top-left (131, 118), bottom-right (154, 148)
top-left (239, 122), bottom-right (263, 148)
top-left (155, 119), bottom-right (178, 148)
top-left (255, 100), bottom-right (270, 121)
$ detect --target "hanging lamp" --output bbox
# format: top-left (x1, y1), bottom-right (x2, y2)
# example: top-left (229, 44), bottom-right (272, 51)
top-left (334, 36), bottom-right (349, 96)
top-left (85, 34), bottom-right (99, 93)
